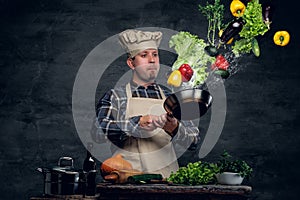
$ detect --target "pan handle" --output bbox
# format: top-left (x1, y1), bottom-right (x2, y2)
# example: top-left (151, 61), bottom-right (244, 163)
top-left (166, 112), bottom-right (174, 118)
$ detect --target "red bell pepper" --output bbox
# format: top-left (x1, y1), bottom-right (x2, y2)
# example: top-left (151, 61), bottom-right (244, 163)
top-left (178, 64), bottom-right (193, 82)
top-left (211, 54), bottom-right (230, 71)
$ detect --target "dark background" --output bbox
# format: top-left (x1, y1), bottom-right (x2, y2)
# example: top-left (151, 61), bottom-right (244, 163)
top-left (0, 0), bottom-right (299, 199)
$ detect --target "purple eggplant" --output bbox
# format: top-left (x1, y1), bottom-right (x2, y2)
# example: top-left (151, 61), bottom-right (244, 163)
top-left (262, 3), bottom-right (273, 29)
top-left (219, 18), bottom-right (244, 44)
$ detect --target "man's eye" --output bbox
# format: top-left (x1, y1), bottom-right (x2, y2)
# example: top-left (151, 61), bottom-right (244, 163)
top-left (141, 54), bottom-right (147, 57)
top-left (153, 53), bottom-right (158, 57)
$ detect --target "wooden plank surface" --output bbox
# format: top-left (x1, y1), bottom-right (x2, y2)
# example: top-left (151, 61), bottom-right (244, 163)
top-left (30, 194), bottom-right (99, 200)
top-left (96, 183), bottom-right (252, 195)
top-left (96, 183), bottom-right (252, 200)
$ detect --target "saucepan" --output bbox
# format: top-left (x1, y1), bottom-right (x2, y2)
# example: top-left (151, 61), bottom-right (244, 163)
top-left (163, 88), bottom-right (213, 121)
top-left (36, 157), bottom-right (86, 196)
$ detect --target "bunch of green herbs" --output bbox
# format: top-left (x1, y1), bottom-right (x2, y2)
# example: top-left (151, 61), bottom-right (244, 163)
top-left (198, 0), bottom-right (224, 46)
top-left (217, 150), bottom-right (253, 179)
top-left (167, 161), bottom-right (219, 185)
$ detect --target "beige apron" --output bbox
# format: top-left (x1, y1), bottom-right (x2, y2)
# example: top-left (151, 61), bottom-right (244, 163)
top-left (113, 83), bottom-right (179, 178)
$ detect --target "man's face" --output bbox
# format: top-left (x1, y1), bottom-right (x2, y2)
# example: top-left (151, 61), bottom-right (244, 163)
top-left (128, 49), bottom-right (160, 85)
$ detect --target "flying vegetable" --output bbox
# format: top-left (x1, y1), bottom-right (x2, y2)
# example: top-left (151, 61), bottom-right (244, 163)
top-left (230, 0), bottom-right (246, 17)
top-left (211, 54), bottom-right (230, 71)
top-left (167, 70), bottom-right (182, 87)
top-left (178, 64), bottom-right (194, 82)
top-left (273, 31), bottom-right (290, 47)
top-left (219, 18), bottom-right (244, 44)
top-left (251, 38), bottom-right (260, 57)
top-left (262, 3), bottom-right (273, 30)
top-left (219, 29), bottom-right (234, 45)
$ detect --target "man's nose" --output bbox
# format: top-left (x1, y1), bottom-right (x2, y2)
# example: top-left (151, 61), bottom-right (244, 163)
top-left (149, 55), bottom-right (155, 62)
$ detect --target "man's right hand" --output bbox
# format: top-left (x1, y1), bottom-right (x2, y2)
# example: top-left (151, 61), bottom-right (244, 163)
top-left (139, 115), bottom-right (157, 131)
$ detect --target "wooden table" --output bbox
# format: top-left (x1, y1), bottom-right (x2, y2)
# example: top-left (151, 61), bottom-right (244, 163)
top-left (31, 183), bottom-right (252, 200)
top-left (30, 194), bottom-right (99, 200)
top-left (96, 183), bottom-right (252, 200)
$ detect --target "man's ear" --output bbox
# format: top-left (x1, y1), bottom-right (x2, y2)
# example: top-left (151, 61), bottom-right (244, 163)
top-left (127, 58), bottom-right (135, 70)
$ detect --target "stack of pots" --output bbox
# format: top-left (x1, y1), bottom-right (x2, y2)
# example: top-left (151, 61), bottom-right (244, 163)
top-left (36, 157), bottom-right (96, 196)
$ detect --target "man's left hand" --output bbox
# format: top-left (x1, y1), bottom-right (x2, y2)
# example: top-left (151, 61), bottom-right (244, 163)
top-left (162, 113), bottom-right (179, 137)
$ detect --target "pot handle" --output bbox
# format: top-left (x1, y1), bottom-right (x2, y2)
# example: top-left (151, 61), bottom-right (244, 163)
top-left (58, 156), bottom-right (74, 168)
top-left (36, 167), bottom-right (43, 173)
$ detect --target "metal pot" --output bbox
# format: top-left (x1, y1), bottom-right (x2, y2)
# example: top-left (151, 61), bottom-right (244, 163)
top-left (163, 88), bottom-right (213, 120)
top-left (37, 157), bottom-right (86, 196)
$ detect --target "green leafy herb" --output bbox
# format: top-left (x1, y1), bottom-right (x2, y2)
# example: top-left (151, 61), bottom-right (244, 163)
top-left (239, 0), bottom-right (268, 39)
top-left (167, 161), bottom-right (219, 185)
top-left (232, 38), bottom-right (252, 57)
top-left (198, 0), bottom-right (224, 46)
top-left (217, 150), bottom-right (253, 179)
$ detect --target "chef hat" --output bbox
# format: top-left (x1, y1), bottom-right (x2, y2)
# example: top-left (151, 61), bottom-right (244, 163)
top-left (118, 29), bottom-right (162, 57)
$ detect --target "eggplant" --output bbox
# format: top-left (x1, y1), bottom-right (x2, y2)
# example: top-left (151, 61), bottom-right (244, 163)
top-left (262, 3), bottom-right (273, 29)
top-left (204, 45), bottom-right (219, 57)
top-left (219, 18), bottom-right (244, 44)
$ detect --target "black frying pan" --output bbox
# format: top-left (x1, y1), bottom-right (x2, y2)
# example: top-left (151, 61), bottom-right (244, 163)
top-left (163, 88), bottom-right (213, 121)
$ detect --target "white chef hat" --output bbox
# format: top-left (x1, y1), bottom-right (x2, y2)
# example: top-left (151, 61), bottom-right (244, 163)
top-left (118, 29), bottom-right (162, 57)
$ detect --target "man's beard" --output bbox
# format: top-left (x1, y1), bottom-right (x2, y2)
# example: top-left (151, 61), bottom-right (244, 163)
top-left (148, 70), bottom-right (157, 80)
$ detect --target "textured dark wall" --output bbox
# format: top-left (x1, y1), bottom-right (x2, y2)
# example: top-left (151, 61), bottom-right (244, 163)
top-left (0, 0), bottom-right (299, 199)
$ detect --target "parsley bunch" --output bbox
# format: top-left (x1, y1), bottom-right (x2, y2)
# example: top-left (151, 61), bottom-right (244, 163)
top-left (167, 161), bottom-right (219, 185)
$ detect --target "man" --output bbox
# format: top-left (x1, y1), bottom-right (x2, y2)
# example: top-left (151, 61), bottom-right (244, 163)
top-left (96, 29), bottom-right (200, 178)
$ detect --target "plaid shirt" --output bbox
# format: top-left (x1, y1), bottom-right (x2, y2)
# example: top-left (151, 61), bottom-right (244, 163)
top-left (95, 81), bottom-right (200, 149)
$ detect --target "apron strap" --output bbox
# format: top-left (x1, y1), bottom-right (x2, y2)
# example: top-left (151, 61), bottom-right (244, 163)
top-left (125, 83), bottom-right (132, 99)
top-left (158, 86), bottom-right (166, 99)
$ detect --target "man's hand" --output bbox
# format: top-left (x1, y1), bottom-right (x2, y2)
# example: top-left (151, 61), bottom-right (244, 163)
top-left (162, 113), bottom-right (179, 137)
top-left (139, 115), bottom-right (158, 131)
top-left (139, 114), bottom-right (179, 136)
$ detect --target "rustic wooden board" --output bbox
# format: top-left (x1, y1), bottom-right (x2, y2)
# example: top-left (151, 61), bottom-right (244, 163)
top-left (30, 194), bottom-right (99, 200)
top-left (96, 183), bottom-right (252, 195)
top-left (96, 183), bottom-right (252, 199)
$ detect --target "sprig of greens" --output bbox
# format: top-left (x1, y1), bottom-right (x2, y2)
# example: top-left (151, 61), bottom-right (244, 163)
top-left (198, 0), bottom-right (224, 46)
top-left (167, 161), bottom-right (219, 185)
top-left (217, 150), bottom-right (253, 179)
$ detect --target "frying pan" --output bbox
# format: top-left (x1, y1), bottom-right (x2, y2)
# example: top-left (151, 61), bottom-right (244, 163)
top-left (163, 88), bottom-right (213, 121)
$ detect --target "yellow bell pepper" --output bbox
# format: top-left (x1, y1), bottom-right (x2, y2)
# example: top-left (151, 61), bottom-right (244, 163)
top-left (167, 70), bottom-right (182, 87)
top-left (273, 31), bottom-right (290, 46)
top-left (230, 0), bottom-right (246, 17)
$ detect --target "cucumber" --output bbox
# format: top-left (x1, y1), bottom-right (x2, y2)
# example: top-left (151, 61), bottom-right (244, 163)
top-left (127, 174), bottom-right (163, 184)
top-left (204, 45), bottom-right (219, 57)
top-left (214, 69), bottom-right (230, 79)
top-left (251, 38), bottom-right (260, 57)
